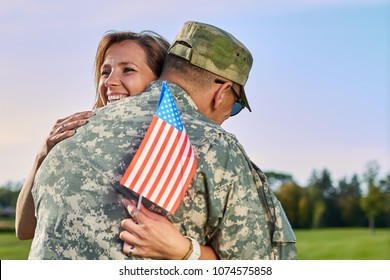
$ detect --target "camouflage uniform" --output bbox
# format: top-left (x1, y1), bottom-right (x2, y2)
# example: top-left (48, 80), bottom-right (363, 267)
top-left (29, 80), bottom-right (296, 260)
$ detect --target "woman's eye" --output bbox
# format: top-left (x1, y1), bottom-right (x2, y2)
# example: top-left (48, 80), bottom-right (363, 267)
top-left (101, 70), bottom-right (111, 77)
top-left (124, 67), bottom-right (135, 73)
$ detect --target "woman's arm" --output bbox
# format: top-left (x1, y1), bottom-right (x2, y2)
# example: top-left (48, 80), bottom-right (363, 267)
top-left (15, 111), bottom-right (94, 240)
top-left (119, 201), bottom-right (219, 260)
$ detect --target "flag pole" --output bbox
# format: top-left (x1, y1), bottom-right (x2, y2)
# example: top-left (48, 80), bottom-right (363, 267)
top-left (137, 195), bottom-right (143, 210)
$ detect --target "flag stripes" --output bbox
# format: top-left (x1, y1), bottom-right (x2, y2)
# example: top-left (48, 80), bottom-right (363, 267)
top-left (120, 82), bottom-right (197, 213)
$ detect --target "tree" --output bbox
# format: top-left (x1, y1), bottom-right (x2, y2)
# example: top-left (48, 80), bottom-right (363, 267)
top-left (360, 161), bottom-right (388, 232)
top-left (307, 169), bottom-right (340, 227)
top-left (377, 174), bottom-right (390, 227)
top-left (0, 181), bottom-right (23, 216)
top-left (297, 191), bottom-right (312, 228)
top-left (275, 182), bottom-right (302, 228)
top-left (0, 180), bottom-right (23, 191)
top-left (337, 175), bottom-right (365, 226)
top-left (263, 171), bottom-right (294, 192)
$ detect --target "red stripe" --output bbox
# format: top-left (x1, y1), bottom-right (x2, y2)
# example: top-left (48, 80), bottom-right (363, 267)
top-left (155, 129), bottom-right (184, 204)
top-left (161, 139), bottom-right (195, 211)
top-left (120, 116), bottom-right (159, 186)
top-left (132, 119), bottom-right (166, 193)
top-left (142, 124), bottom-right (175, 198)
top-left (169, 151), bottom-right (197, 213)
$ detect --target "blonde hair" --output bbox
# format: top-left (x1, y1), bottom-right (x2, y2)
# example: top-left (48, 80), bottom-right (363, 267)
top-left (93, 30), bottom-right (170, 108)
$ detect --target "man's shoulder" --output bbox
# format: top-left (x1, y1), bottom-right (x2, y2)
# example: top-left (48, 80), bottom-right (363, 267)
top-left (184, 117), bottom-right (239, 150)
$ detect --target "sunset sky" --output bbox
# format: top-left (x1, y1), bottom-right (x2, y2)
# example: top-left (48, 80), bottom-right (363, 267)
top-left (0, 0), bottom-right (389, 186)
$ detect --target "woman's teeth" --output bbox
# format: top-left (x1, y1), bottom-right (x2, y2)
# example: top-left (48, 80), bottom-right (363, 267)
top-left (107, 95), bottom-right (128, 103)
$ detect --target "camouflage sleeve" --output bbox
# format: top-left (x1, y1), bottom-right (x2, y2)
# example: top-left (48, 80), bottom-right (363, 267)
top-left (192, 133), bottom-right (275, 259)
top-left (251, 162), bottom-right (298, 260)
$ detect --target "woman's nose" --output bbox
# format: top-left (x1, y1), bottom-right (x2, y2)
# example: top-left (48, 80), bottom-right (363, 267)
top-left (104, 71), bottom-right (120, 87)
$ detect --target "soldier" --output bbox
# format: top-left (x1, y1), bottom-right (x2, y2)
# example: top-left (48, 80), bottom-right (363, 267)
top-left (28, 21), bottom-right (297, 260)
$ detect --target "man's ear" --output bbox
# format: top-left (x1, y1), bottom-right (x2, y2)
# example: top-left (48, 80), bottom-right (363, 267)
top-left (212, 89), bottom-right (224, 110)
top-left (212, 82), bottom-right (232, 110)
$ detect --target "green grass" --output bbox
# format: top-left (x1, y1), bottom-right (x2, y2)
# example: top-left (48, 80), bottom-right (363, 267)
top-left (0, 218), bottom-right (32, 260)
top-left (0, 232), bottom-right (31, 260)
top-left (0, 227), bottom-right (389, 260)
top-left (295, 228), bottom-right (390, 260)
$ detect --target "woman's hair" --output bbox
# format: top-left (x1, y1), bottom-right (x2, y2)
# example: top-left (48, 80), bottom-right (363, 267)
top-left (93, 30), bottom-right (170, 108)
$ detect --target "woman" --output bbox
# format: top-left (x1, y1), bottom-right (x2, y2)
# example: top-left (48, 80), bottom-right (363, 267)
top-left (93, 30), bottom-right (168, 108)
top-left (15, 30), bottom-right (217, 260)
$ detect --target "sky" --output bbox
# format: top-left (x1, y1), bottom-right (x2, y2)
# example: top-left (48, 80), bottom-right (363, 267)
top-left (0, 0), bottom-right (389, 187)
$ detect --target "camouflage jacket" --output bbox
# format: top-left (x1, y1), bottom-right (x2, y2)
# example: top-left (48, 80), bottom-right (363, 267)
top-left (29, 80), bottom-right (297, 260)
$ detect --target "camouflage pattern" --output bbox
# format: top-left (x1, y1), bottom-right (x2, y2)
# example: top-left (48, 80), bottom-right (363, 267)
top-left (250, 162), bottom-right (297, 260)
top-left (169, 21), bottom-right (253, 111)
top-left (29, 80), bottom-right (296, 260)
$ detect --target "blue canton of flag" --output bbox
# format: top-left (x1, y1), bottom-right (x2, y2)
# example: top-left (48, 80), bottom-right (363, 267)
top-left (156, 85), bottom-right (184, 132)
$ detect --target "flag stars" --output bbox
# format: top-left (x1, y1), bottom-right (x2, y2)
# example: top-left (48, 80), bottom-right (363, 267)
top-left (155, 83), bottom-right (185, 131)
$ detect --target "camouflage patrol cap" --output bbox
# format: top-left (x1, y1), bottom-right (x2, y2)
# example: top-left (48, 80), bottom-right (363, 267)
top-left (169, 21), bottom-right (253, 112)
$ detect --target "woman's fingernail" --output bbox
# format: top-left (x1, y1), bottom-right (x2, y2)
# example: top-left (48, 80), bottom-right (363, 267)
top-left (127, 205), bottom-right (134, 213)
top-left (120, 198), bottom-right (130, 207)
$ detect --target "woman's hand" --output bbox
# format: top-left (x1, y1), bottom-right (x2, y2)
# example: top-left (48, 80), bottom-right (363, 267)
top-left (119, 200), bottom-right (219, 260)
top-left (119, 200), bottom-right (190, 260)
top-left (40, 111), bottom-right (95, 159)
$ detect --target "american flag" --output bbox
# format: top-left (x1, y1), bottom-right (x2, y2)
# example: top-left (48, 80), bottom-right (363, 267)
top-left (120, 82), bottom-right (197, 214)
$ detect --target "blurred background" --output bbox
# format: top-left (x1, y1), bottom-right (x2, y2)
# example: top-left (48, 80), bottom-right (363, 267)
top-left (0, 0), bottom-right (389, 259)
